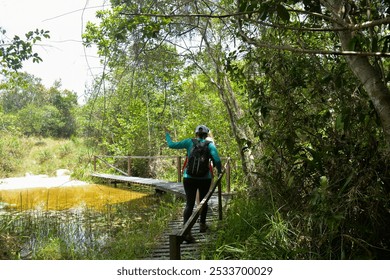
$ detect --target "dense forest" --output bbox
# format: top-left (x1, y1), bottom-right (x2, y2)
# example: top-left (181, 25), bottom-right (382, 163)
top-left (1, 0), bottom-right (390, 259)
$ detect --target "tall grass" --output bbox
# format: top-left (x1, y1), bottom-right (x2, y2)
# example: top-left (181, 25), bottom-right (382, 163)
top-left (205, 191), bottom-right (305, 260)
top-left (0, 133), bottom-right (31, 177)
top-left (206, 178), bottom-right (390, 260)
top-left (0, 132), bottom-right (94, 179)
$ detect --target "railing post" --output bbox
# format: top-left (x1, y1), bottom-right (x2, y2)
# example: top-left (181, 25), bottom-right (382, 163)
top-left (93, 156), bottom-right (97, 172)
top-left (218, 180), bottom-right (222, 220)
top-left (226, 158), bottom-right (231, 193)
top-left (169, 234), bottom-right (181, 260)
top-left (176, 156), bottom-right (182, 182)
top-left (127, 157), bottom-right (132, 176)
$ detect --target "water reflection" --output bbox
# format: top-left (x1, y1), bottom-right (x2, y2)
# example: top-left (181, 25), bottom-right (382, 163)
top-left (0, 184), bottom-right (148, 211)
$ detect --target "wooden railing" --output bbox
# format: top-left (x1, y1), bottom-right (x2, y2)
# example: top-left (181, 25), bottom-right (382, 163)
top-left (93, 155), bottom-right (231, 192)
top-left (169, 163), bottom-right (228, 260)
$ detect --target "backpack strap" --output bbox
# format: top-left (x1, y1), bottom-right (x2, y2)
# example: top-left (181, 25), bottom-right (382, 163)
top-left (192, 138), bottom-right (210, 146)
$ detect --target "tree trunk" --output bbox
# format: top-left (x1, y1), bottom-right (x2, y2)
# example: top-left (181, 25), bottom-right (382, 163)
top-left (341, 38), bottom-right (390, 145)
top-left (323, 0), bottom-right (390, 146)
top-left (197, 30), bottom-right (262, 189)
top-left (195, 61), bottom-right (261, 189)
top-left (339, 32), bottom-right (390, 144)
top-left (215, 70), bottom-right (260, 187)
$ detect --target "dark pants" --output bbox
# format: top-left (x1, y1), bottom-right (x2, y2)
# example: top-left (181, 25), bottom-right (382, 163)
top-left (183, 178), bottom-right (211, 224)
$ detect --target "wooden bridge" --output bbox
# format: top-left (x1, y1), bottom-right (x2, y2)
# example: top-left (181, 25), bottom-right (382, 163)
top-left (92, 155), bottom-right (231, 191)
top-left (90, 172), bottom-right (187, 197)
top-left (91, 155), bottom-right (232, 259)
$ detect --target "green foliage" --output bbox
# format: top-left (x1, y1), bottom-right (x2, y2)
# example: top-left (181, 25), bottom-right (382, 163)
top-left (209, 194), bottom-right (299, 259)
top-left (0, 132), bottom-right (30, 177)
top-left (0, 134), bottom-right (93, 178)
top-left (222, 34), bottom-right (390, 258)
top-left (17, 104), bottom-right (64, 137)
top-left (0, 73), bottom-right (78, 138)
top-left (34, 237), bottom-right (64, 260)
top-left (59, 144), bottom-right (72, 158)
top-left (81, 33), bottom-right (235, 169)
top-left (0, 27), bottom-right (49, 75)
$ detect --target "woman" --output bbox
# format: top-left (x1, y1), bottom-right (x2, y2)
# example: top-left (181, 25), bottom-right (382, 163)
top-left (165, 125), bottom-right (222, 243)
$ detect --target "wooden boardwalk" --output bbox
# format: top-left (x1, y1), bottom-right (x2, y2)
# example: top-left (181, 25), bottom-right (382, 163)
top-left (91, 172), bottom-right (225, 208)
top-left (91, 173), bottom-right (186, 197)
top-left (145, 204), bottom-right (220, 260)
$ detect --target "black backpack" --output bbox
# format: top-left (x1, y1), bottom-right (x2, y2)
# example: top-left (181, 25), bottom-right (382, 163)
top-left (186, 139), bottom-right (211, 177)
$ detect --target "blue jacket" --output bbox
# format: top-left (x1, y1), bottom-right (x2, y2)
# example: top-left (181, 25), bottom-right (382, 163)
top-left (165, 132), bottom-right (222, 179)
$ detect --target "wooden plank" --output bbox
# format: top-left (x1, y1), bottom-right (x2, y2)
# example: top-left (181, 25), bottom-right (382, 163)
top-left (91, 173), bottom-right (186, 197)
top-left (144, 212), bottom-right (219, 260)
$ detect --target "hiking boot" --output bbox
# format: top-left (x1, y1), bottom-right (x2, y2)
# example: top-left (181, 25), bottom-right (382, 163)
top-left (199, 223), bottom-right (208, 233)
top-left (183, 233), bottom-right (196, 243)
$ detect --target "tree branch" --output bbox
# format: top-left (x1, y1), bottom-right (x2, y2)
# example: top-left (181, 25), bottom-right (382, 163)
top-left (117, 9), bottom-right (390, 57)
top-left (119, 11), bottom-right (390, 32)
top-left (247, 16), bottom-right (390, 32)
top-left (238, 30), bottom-right (390, 57)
